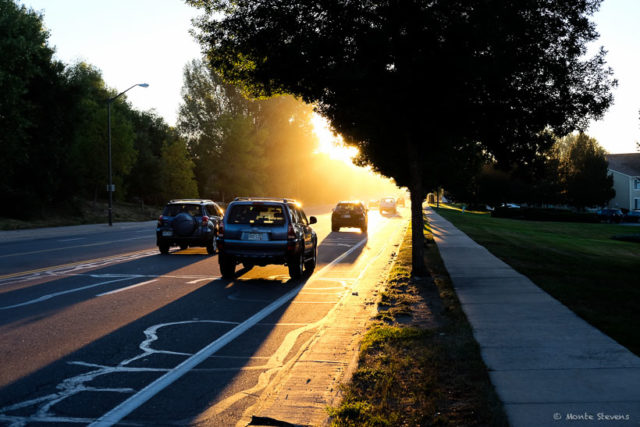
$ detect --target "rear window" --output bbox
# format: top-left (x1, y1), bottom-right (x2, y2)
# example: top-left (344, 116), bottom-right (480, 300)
top-left (228, 204), bottom-right (286, 226)
top-left (163, 204), bottom-right (202, 217)
top-left (336, 203), bottom-right (363, 213)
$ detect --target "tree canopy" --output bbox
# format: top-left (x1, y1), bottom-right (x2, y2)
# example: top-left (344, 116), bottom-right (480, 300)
top-left (188, 0), bottom-right (616, 274)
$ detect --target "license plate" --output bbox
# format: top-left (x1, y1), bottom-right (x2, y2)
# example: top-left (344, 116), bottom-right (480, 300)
top-left (342, 214), bottom-right (351, 218)
top-left (162, 231), bottom-right (173, 236)
top-left (246, 232), bottom-right (265, 241)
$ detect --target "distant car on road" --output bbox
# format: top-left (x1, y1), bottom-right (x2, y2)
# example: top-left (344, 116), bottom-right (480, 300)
top-left (596, 208), bottom-right (623, 223)
top-left (156, 199), bottom-right (224, 254)
top-left (331, 201), bottom-right (368, 233)
top-left (396, 197), bottom-right (405, 207)
top-left (379, 197), bottom-right (397, 215)
top-left (217, 197), bottom-right (317, 280)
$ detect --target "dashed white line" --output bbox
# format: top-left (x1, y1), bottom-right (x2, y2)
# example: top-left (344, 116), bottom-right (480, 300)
top-left (97, 279), bottom-right (158, 296)
top-left (0, 277), bottom-right (133, 310)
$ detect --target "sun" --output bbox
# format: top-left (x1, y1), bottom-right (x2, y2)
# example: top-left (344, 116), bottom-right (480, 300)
top-left (311, 113), bottom-right (359, 164)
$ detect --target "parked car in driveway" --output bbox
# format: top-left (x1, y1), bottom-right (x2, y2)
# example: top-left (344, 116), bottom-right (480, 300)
top-left (156, 199), bottom-right (224, 255)
top-left (217, 197), bottom-right (317, 280)
top-left (379, 197), bottom-right (397, 214)
top-left (596, 208), bottom-right (623, 223)
top-left (331, 201), bottom-right (368, 233)
top-left (623, 210), bottom-right (640, 223)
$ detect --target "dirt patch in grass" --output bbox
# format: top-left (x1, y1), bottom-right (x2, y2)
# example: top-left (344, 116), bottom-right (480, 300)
top-left (327, 221), bottom-right (507, 426)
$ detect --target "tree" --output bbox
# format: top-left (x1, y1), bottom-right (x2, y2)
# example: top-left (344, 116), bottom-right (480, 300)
top-left (0, 0), bottom-right (77, 215)
top-left (188, 0), bottom-right (615, 275)
top-left (159, 139), bottom-right (199, 201)
top-left (560, 133), bottom-right (614, 209)
top-left (178, 59), bottom-right (251, 199)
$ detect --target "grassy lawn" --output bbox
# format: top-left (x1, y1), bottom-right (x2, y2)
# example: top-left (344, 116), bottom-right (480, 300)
top-left (434, 204), bottom-right (640, 356)
top-left (328, 224), bottom-right (507, 426)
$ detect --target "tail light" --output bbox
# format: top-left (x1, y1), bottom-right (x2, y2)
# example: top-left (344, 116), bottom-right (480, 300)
top-left (287, 223), bottom-right (296, 252)
top-left (202, 216), bottom-right (209, 226)
top-left (157, 215), bottom-right (164, 226)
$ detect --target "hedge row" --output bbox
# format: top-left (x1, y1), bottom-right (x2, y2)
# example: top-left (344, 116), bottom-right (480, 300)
top-left (491, 207), bottom-right (599, 223)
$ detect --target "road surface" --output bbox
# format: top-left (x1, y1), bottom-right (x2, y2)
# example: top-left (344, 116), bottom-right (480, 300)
top-left (0, 207), bottom-right (409, 425)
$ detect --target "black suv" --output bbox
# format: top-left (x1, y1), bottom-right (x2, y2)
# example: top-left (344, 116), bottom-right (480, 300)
top-left (156, 199), bottom-right (224, 254)
top-left (218, 197), bottom-right (318, 279)
top-left (331, 201), bottom-right (367, 233)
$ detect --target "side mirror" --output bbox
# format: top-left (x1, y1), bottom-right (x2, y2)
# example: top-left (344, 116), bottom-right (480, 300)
top-left (309, 216), bottom-right (317, 225)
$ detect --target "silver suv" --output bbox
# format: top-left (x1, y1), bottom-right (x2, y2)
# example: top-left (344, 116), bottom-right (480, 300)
top-left (218, 197), bottom-right (318, 279)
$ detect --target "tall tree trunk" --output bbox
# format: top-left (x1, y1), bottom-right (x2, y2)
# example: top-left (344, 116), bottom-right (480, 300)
top-left (408, 149), bottom-right (428, 278)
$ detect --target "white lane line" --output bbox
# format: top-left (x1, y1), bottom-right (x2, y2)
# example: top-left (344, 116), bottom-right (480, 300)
top-left (57, 238), bottom-right (86, 242)
top-left (97, 280), bottom-right (158, 297)
top-left (186, 278), bottom-right (211, 284)
top-left (89, 237), bottom-right (367, 427)
top-left (0, 236), bottom-right (151, 258)
top-left (0, 277), bottom-right (133, 310)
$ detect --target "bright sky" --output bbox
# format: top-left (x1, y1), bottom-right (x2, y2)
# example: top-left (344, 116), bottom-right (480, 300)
top-left (18, 0), bottom-right (640, 154)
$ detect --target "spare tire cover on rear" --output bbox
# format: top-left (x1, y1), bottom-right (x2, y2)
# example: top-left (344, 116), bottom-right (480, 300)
top-left (173, 212), bottom-right (197, 236)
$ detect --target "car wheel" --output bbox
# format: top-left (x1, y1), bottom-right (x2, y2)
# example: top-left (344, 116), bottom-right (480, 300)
top-left (331, 223), bottom-right (339, 232)
top-left (159, 243), bottom-right (170, 254)
top-left (242, 262), bottom-right (254, 270)
top-left (206, 237), bottom-right (217, 255)
top-left (179, 244), bottom-right (188, 250)
top-left (288, 252), bottom-right (304, 280)
top-left (304, 244), bottom-right (317, 276)
top-left (361, 224), bottom-right (368, 233)
top-left (219, 254), bottom-right (236, 279)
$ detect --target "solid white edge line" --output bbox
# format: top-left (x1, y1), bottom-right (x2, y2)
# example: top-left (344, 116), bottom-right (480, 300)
top-left (97, 280), bottom-right (158, 297)
top-left (89, 237), bottom-right (367, 427)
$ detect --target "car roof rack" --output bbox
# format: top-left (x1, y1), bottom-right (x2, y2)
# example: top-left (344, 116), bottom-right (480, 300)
top-left (233, 197), bottom-right (297, 203)
top-left (168, 199), bottom-right (212, 204)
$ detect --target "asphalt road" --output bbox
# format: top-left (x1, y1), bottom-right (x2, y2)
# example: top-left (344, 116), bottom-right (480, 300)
top-left (0, 207), bottom-right (409, 426)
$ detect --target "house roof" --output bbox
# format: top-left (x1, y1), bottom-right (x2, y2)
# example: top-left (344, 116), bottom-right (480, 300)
top-left (606, 153), bottom-right (640, 176)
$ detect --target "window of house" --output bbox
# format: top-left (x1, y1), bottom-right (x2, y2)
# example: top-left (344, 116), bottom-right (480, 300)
top-left (635, 198), bottom-right (640, 210)
top-left (634, 179), bottom-right (640, 190)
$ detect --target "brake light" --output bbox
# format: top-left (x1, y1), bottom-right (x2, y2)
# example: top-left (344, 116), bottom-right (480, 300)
top-left (202, 216), bottom-right (209, 226)
top-left (157, 215), bottom-right (164, 226)
top-left (287, 223), bottom-right (296, 252)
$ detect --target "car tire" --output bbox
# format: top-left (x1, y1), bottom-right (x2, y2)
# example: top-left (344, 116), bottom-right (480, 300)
top-left (332, 223), bottom-right (339, 232)
top-left (304, 244), bottom-right (317, 276)
top-left (288, 252), bottom-right (304, 280)
top-left (219, 254), bottom-right (236, 279)
top-left (242, 262), bottom-right (254, 270)
top-left (361, 224), bottom-right (367, 233)
top-left (179, 244), bottom-right (188, 250)
top-left (206, 237), bottom-right (217, 255)
top-left (159, 243), bottom-right (170, 254)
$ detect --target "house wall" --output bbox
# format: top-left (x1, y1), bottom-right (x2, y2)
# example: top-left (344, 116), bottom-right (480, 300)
top-left (632, 178), bottom-right (640, 211)
top-left (608, 169), bottom-right (630, 210)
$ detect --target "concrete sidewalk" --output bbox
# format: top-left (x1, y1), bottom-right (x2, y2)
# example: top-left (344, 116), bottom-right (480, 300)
top-left (426, 207), bottom-right (640, 426)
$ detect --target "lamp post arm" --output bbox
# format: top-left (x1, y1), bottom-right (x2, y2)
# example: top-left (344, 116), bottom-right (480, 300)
top-left (109, 83), bottom-right (148, 103)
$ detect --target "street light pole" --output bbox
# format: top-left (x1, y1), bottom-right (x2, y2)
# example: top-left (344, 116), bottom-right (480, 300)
top-left (107, 83), bottom-right (149, 226)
